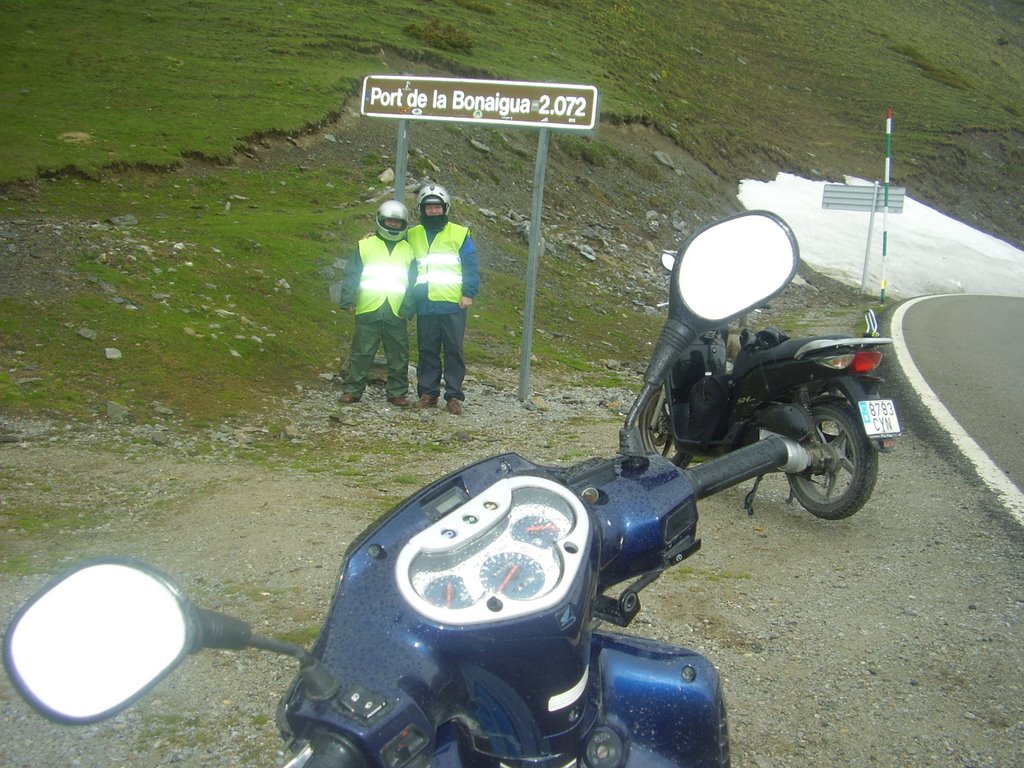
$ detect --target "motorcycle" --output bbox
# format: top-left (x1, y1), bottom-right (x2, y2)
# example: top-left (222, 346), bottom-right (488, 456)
top-left (4, 211), bottom-right (819, 768)
top-left (638, 252), bottom-right (901, 520)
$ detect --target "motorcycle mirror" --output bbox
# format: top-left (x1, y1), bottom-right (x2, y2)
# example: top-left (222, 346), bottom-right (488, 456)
top-left (660, 249), bottom-right (676, 272)
top-left (670, 210), bottom-right (798, 323)
top-left (2, 558), bottom-right (197, 724)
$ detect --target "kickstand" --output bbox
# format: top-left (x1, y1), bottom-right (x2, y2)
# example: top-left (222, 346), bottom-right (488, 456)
top-left (744, 475), bottom-right (764, 516)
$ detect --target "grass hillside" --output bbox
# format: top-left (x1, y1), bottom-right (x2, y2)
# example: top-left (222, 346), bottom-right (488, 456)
top-left (2, 0), bottom-right (1023, 424)
top-left (4, 1), bottom-right (1023, 181)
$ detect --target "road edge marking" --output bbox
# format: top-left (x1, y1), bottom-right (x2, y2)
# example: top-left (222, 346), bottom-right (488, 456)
top-left (891, 295), bottom-right (1024, 526)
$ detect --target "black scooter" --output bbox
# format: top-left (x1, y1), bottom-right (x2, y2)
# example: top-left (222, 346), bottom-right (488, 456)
top-left (639, 254), bottom-right (900, 520)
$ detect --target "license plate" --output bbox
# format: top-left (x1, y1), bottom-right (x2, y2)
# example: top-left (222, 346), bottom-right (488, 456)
top-left (858, 399), bottom-right (901, 438)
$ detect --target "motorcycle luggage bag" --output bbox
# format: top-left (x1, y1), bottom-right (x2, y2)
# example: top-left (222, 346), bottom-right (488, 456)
top-left (686, 374), bottom-right (731, 447)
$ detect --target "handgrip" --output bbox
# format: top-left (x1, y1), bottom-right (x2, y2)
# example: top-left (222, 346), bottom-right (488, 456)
top-left (685, 436), bottom-right (792, 500)
top-left (302, 734), bottom-right (366, 768)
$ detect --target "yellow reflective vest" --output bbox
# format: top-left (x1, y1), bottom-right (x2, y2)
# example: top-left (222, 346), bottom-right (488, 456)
top-left (408, 223), bottom-right (470, 304)
top-left (355, 236), bottom-right (415, 316)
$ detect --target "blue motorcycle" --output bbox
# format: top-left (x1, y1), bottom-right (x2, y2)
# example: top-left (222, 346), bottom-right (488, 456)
top-left (4, 211), bottom-right (812, 768)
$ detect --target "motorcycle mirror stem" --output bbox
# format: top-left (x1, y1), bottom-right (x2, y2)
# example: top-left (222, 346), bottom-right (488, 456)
top-left (2, 558), bottom-right (339, 725)
top-left (196, 607), bottom-right (340, 701)
top-left (620, 314), bottom-right (698, 456)
top-left (621, 210), bottom-right (800, 457)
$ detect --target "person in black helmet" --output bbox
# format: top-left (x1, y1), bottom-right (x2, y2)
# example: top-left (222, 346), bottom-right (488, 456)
top-left (407, 183), bottom-right (480, 416)
top-left (337, 200), bottom-right (417, 406)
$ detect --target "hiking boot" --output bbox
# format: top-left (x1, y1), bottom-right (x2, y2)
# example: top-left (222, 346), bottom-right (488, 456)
top-left (446, 398), bottom-right (463, 416)
top-left (338, 393), bottom-right (360, 404)
top-left (388, 396), bottom-right (410, 407)
top-left (415, 395), bottom-right (439, 409)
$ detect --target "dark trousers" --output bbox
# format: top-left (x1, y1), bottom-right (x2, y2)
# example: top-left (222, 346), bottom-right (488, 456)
top-left (416, 310), bottom-right (467, 402)
top-left (342, 303), bottom-right (409, 399)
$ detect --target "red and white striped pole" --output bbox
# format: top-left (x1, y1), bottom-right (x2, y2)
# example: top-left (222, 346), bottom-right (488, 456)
top-left (880, 107), bottom-right (894, 302)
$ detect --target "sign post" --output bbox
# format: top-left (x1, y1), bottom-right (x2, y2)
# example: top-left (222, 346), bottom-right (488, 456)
top-left (360, 75), bottom-right (600, 400)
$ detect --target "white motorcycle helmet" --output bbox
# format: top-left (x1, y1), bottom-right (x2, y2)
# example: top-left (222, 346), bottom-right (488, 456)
top-left (376, 200), bottom-right (409, 241)
top-left (416, 184), bottom-right (451, 215)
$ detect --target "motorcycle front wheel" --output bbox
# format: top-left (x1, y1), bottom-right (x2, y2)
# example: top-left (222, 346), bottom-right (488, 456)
top-left (637, 386), bottom-right (694, 468)
top-left (788, 401), bottom-right (878, 519)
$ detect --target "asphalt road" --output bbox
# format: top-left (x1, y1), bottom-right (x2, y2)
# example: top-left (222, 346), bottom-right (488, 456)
top-left (892, 294), bottom-right (1024, 524)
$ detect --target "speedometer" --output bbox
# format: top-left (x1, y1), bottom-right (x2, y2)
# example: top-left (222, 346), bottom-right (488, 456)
top-left (480, 552), bottom-right (547, 600)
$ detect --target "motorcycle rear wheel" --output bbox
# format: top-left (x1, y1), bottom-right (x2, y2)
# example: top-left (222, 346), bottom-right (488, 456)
top-left (788, 401), bottom-right (877, 519)
top-left (637, 386), bottom-right (694, 468)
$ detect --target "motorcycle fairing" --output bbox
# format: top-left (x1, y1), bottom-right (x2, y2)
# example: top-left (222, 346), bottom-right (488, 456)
top-left (283, 454), bottom-right (597, 763)
top-left (594, 632), bottom-right (728, 767)
top-left (424, 633), bottom-right (729, 768)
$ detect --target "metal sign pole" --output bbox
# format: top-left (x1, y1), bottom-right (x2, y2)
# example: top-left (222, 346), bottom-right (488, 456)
top-left (394, 119), bottom-right (410, 205)
top-left (518, 128), bottom-right (550, 401)
top-left (859, 182), bottom-right (880, 293)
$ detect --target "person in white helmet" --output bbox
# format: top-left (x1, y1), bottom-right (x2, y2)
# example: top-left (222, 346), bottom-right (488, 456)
top-left (407, 183), bottom-right (481, 416)
top-left (337, 200), bottom-right (417, 406)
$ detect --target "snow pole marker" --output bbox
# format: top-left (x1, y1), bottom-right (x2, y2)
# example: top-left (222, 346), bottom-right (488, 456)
top-left (880, 107), bottom-right (894, 303)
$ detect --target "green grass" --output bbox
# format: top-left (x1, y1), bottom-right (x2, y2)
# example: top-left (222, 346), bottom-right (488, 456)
top-left (0, 154), bottom-right (664, 419)
top-left (4, 1), bottom-right (1021, 184)
top-left (4, 502), bottom-right (103, 534)
top-left (136, 714), bottom-right (212, 749)
top-left (0, 553), bottom-right (37, 576)
top-left (0, 162), bottom-right (373, 419)
top-left (766, 302), bottom-right (884, 338)
top-left (275, 624), bottom-right (322, 648)
top-left (1, 1), bottom-right (377, 179)
top-left (669, 565), bottom-right (752, 584)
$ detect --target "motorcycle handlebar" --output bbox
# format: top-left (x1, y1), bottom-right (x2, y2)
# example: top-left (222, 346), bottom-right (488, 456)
top-left (685, 436), bottom-right (792, 500)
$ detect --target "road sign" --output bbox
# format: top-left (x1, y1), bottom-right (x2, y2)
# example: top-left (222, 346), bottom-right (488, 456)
top-left (361, 75), bottom-right (599, 131)
top-left (822, 183), bottom-right (905, 213)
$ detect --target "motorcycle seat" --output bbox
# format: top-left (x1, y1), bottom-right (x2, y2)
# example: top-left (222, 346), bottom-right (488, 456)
top-left (733, 335), bottom-right (893, 378)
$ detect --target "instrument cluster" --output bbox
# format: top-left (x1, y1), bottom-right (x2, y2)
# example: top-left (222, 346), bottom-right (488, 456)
top-left (395, 476), bottom-right (590, 625)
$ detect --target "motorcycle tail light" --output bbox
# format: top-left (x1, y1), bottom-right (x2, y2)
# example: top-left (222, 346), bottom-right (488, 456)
top-left (849, 349), bottom-right (883, 374)
top-left (814, 349), bottom-right (883, 373)
top-left (814, 353), bottom-right (855, 370)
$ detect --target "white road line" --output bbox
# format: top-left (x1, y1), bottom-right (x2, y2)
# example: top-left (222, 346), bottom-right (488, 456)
top-left (891, 296), bottom-right (1024, 526)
